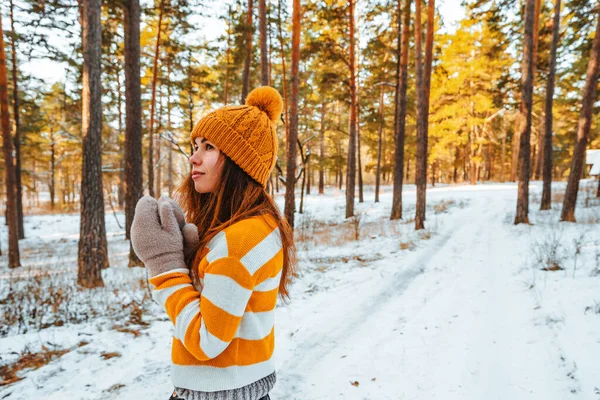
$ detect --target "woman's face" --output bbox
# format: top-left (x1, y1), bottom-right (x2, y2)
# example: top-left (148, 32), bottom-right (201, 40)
top-left (189, 137), bottom-right (225, 193)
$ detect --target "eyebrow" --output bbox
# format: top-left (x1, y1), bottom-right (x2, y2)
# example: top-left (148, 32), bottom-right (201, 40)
top-left (199, 138), bottom-right (208, 143)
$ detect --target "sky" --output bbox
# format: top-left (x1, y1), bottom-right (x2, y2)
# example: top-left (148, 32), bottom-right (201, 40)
top-left (18, 0), bottom-right (466, 87)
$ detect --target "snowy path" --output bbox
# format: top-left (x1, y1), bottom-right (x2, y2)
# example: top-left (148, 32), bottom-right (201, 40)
top-left (272, 187), bottom-right (584, 399)
top-left (2, 183), bottom-right (599, 400)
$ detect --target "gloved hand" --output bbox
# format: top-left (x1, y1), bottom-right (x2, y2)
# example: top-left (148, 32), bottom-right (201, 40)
top-left (131, 195), bottom-right (186, 278)
top-left (157, 196), bottom-right (200, 252)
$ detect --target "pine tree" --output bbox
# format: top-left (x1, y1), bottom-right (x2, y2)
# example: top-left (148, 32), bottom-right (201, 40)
top-left (77, 0), bottom-right (108, 287)
top-left (0, 10), bottom-right (21, 268)
top-left (560, 8), bottom-right (600, 222)
top-left (514, 0), bottom-right (536, 225)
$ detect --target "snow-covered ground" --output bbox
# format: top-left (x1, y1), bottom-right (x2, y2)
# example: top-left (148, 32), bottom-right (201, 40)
top-left (1, 181), bottom-right (599, 400)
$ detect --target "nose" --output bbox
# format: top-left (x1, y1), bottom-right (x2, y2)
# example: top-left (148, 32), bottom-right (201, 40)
top-left (189, 149), bottom-right (201, 166)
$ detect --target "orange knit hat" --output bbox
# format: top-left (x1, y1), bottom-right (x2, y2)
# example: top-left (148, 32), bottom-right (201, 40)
top-left (190, 86), bottom-right (283, 188)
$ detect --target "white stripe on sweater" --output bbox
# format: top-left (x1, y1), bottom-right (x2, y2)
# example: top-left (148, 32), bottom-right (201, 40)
top-left (254, 270), bottom-right (282, 292)
top-left (240, 228), bottom-right (282, 275)
top-left (201, 273), bottom-right (252, 317)
top-left (152, 283), bottom-right (190, 308)
top-left (199, 319), bottom-right (229, 358)
top-left (206, 231), bottom-right (228, 263)
top-left (171, 360), bottom-right (276, 392)
top-left (175, 299), bottom-right (199, 342)
top-left (234, 310), bottom-right (274, 340)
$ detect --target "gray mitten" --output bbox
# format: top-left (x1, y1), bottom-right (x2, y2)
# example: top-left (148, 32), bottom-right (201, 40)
top-left (131, 195), bottom-right (186, 277)
top-left (157, 196), bottom-right (200, 251)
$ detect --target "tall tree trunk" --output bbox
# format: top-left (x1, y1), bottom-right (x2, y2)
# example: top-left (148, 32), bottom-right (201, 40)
top-left (415, 0), bottom-right (434, 230)
top-left (50, 133), bottom-right (56, 210)
top-left (116, 64), bottom-right (125, 208)
top-left (123, 0), bottom-right (143, 266)
top-left (306, 147), bottom-right (312, 194)
top-left (356, 22), bottom-right (364, 204)
top-left (357, 107), bottom-right (364, 203)
top-left (277, 0), bottom-right (289, 142)
top-left (511, 122), bottom-right (519, 181)
top-left (284, 0), bottom-right (300, 228)
top-left (391, 0), bottom-right (410, 220)
top-left (375, 85), bottom-right (384, 203)
top-left (241, 0), bottom-right (253, 104)
top-left (147, 0), bottom-right (166, 198)
top-left (167, 63), bottom-right (174, 196)
top-left (345, 0), bottom-right (357, 219)
top-left (0, 12), bottom-right (20, 267)
top-left (156, 87), bottom-right (163, 196)
top-left (224, 5), bottom-right (232, 103)
top-left (532, 0), bottom-right (542, 180)
top-left (541, 0), bottom-right (561, 210)
top-left (78, 0), bottom-right (107, 287)
top-left (500, 114), bottom-right (507, 182)
top-left (560, 9), bottom-right (600, 222)
top-left (514, 0), bottom-right (536, 225)
top-left (319, 101), bottom-right (326, 194)
top-left (259, 0), bottom-right (269, 86)
top-left (9, 0), bottom-right (23, 239)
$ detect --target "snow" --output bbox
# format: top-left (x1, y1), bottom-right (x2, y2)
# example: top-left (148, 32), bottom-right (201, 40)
top-left (1, 181), bottom-right (600, 399)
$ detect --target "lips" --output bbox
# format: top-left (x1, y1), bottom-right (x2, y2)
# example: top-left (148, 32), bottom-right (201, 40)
top-left (192, 171), bottom-right (205, 180)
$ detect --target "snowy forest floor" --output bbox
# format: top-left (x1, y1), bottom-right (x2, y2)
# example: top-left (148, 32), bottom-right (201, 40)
top-left (1, 181), bottom-right (600, 400)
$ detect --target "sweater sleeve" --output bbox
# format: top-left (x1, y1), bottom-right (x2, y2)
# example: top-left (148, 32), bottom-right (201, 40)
top-left (148, 255), bottom-right (254, 361)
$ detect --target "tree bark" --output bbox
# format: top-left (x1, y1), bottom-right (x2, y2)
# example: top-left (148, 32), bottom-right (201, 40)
top-left (541, 0), bottom-right (561, 210)
top-left (167, 63), bottom-right (174, 196)
top-left (116, 64), bottom-right (125, 209)
top-left (50, 132), bottom-right (56, 210)
top-left (224, 5), bottom-right (232, 103)
top-left (277, 0), bottom-right (289, 143)
top-left (78, 0), bottom-right (107, 287)
top-left (391, 0), bottom-right (410, 220)
top-left (511, 121), bottom-right (519, 182)
top-left (560, 9), bottom-right (600, 222)
top-left (375, 85), bottom-right (384, 203)
top-left (357, 106), bottom-right (364, 203)
top-left (319, 101), bottom-right (326, 194)
top-left (241, 0), bottom-right (254, 104)
top-left (284, 0), bottom-right (300, 228)
top-left (259, 0), bottom-right (269, 86)
top-left (532, 0), bottom-right (542, 180)
top-left (345, 0), bottom-right (357, 219)
top-left (0, 12), bottom-right (20, 267)
top-left (147, 0), bottom-right (166, 198)
top-left (9, 0), bottom-right (23, 239)
top-left (123, 0), bottom-right (143, 266)
top-left (514, 0), bottom-right (536, 225)
top-left (415, 0), bottom-right (434, 230)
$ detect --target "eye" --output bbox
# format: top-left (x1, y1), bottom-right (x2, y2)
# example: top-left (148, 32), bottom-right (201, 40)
top-left (206, 143), bottom-right (215, 151)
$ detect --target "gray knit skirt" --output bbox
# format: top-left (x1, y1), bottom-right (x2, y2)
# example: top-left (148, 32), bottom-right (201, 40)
top-left (169, 372), bottom-right (276, 400)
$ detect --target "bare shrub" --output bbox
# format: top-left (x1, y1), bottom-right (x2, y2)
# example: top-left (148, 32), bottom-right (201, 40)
top-left (584, 301), bottom-right (600, 315)
top-left (433, 199), bottom-right (455, 214)
top-left (349, 211), bottom-right (363, 241)
top-left (532, 227), bottom-right (566, 271)
top-left (0, 264), bottom-right (151, 337)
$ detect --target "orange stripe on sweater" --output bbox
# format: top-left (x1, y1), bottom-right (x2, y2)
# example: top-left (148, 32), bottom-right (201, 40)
top-left (172, 328), bottom-right (275, 366)
top-left (246, 288), bottom-right (278, 312)
top-left (198, 297), bottom-right (242, 342)
top-left (204, 257), bottom-right (254, 290)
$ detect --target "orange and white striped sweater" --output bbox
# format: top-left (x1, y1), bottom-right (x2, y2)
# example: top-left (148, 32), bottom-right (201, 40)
top-left (149, 215), bottom-right (283, 392)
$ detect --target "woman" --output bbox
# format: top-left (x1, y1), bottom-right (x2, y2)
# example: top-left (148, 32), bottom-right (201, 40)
top-left (131, 86), bottom-right (296, 400)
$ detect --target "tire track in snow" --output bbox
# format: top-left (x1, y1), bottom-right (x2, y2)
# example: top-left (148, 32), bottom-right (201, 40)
top-left (275, 204), bottom-right (477, 397)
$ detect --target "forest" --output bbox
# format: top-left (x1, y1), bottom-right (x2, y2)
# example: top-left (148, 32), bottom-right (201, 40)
top-left (1, 0), bottom-right (600, 398)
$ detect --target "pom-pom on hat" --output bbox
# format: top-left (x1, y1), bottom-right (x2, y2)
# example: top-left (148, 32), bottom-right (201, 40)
top-left (190, 86), bottom-right (283, 188)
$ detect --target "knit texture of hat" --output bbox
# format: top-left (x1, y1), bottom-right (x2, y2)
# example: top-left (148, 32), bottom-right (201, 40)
top-left (190, 86), bottom-right (283, 188)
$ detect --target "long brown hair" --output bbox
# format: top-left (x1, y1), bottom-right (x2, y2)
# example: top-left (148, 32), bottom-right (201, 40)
top-left (176, 155), bottom-right (297, 300)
